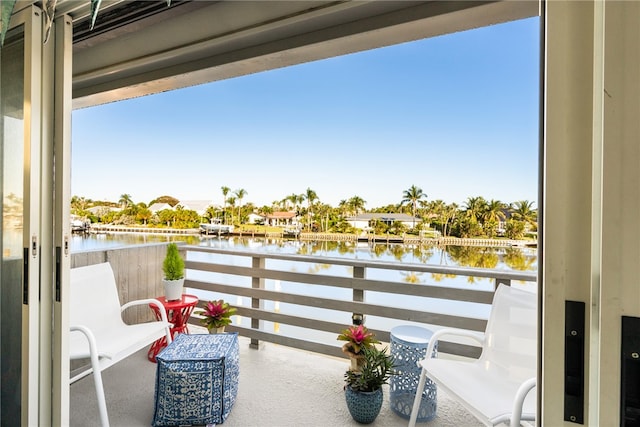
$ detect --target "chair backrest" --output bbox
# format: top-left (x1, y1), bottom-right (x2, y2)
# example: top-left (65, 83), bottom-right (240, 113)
top-left (480, 284), bottom-right (537, 381)
top-left (70, 262), bottom-right (126, 330)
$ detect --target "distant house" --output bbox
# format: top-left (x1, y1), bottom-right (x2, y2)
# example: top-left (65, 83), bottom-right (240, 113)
top-left (87, 205), bottom-right (120, 216)
top-left (148, 202), bottom-right (173, 213)
top-left (265, 211), bottom-right (299, 227)
top-left (346, 213), bottom-right (421, 230)
top-left (176, 200), bottom-right (214, 216)
top-left (247, 213), bottom-right (266, 224)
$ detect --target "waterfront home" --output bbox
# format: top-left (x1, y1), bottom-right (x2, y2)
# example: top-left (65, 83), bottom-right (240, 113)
top-left (346, 213), bottom-right (421, 230)
top-left (176, 200), bottom-right (215, 217)
top-left (4, 1), bottom-right (640, 425)
top-left (264, 211), bottom-right (299, 227)
top-left (148, 202), bottom-right (173, 213)
top-left (246, 212), bottom-right (265, 224)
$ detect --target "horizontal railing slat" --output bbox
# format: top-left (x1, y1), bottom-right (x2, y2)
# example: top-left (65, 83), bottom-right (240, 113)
top-left (186, 278), bottom-right (487, 332)
top-left (186, 260), bottom-right (496, 304)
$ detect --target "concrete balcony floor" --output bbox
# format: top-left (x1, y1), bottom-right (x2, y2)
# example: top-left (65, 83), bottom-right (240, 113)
top-left (70, 332), bottom-right (482, 427)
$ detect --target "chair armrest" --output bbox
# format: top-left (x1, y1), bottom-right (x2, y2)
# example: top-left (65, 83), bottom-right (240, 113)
top-left (489, 376), bottom-right (537, 427)
top-left (70, 324), bottom-right (98, 351)
top-left (424, 328), bottom-right (485, 362)
top-left (510, 377), bottom-right (536, 427)
top-left (70, 325), bottom-right (105, 384)
top-left (121, 298), bottom-right (172, 325)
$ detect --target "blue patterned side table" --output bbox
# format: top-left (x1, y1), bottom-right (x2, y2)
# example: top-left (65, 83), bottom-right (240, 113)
top-left (389, 325), bottom-right (437, 422)
top-left (153, 333), bottom-right (239, 426)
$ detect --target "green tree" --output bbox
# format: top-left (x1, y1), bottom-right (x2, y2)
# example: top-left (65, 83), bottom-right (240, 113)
top-left (149, 195), bottom-right (179, 207)
top-left (286, 193), bottom-right (299, 211)
top-left (118, 194), bottom-right (133, 210)
top-left (304, 188), bottom-right (318, 231)
top-left (483, 199), bottom-right (506, 238)
top-left (221, 186), bottom-right (230, 224)
top-left (463, 196), bottom-right (487, 225)
top-left (227, 196), bottom-right (236, 225)
top-left (401, 185), bottom-right (426, 229)
top-left (234, 188), bottom-right (247, 224)
top-left (505, 218), bottom-right (526, 239)
top-left (71, 195), bottom-right (91, 211)
top-left (348, 195), bottom-right (366, 216)
top-left (510, 200), bottom-right (537, 227)
top-left (135, 203), bottom-right (152, 225)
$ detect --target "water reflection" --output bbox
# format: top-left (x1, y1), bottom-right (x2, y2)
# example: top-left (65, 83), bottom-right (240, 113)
top-left (72, 234), bottom-right (537, 274)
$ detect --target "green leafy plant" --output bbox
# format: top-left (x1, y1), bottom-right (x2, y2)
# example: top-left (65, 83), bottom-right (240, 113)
top-left (344, 346), bottom-right (396, 392)
top-left (196, 299), bottom-right (237, 330)
top-left (162, 243), bottom-right (185, 280)
top-left (337, 324), bottom-right (380, 354)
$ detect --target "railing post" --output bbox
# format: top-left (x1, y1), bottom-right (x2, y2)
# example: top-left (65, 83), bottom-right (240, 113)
top-left (352, 266), bottom-right (365, 325)
top-left (251, 256), bottom-right (265, 349)
top-left (496, 278), bottom-right (511, 288)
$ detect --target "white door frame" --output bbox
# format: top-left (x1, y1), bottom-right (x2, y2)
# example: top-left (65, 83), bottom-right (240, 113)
top-left (3, 5), bottom-right (43, 426)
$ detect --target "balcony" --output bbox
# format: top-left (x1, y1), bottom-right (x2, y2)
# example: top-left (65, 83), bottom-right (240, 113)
top-left (69, 242), bottom-right (536, 426)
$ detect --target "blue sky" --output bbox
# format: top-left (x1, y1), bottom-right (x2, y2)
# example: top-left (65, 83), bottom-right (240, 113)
top-left (72, 17), bottom-right (540, 210)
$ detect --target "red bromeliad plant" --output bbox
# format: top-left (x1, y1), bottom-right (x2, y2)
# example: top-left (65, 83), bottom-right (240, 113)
top-left (197, 299), bottom-right (237, 331)
top-left (337, 324), bottom-right (380, 354)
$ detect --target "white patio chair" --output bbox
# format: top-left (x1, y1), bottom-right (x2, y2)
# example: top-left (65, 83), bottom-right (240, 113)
top-left (408, 284), bottom-right (537, 427)
top-left (70, 262), bottom-right (173, 427)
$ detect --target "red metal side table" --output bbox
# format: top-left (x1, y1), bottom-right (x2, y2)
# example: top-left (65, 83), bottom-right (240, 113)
top-left (147, 294), bottom-right (199, 362)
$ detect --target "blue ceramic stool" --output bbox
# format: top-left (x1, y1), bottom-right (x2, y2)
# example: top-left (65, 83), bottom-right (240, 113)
top-left (389, 325), bottom-right (437, 422)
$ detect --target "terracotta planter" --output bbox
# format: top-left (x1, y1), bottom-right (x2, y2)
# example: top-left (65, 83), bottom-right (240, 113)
top-left (342, 344), bottom-right (365, 372)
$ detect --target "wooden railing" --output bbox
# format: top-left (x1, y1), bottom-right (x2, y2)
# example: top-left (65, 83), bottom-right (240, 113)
top-left (71, 243), bottom-right (537, 360)
top-left (181, 246), bottom-right (537, 359)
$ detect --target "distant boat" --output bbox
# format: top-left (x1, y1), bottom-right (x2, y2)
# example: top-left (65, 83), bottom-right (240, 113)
top-left (282, 228), bottom-right (300, 238)
top-left (71, 219), bottom-right (89, 233)
top-left (199, 223), bottom-right (234, 235)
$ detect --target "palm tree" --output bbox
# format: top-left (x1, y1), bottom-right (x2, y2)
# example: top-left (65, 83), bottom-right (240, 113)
top-left (442, 203), bottom-right (459, 237)
top-left (118, 194), bottom-right (133, 210)
top-left (510, 200), bottom-right (537, 226)
top-left (348, 195), bottom-right (366, 216)
top-left (401, 185), bottom-right (426, 229)
top-left (226, 196), bottom-right (236, 224)
top-left (463, 196), bottom-right (487, 223)
top-left (221, 186), bottom-right (230, 224)
top-left (483, 199), bottom-right (507, 237)
top-left (71, 195), bottom-right (90, 211)
top-left (338, 199), bottom-right (348, 217)
top-left (286, 193), bottom-right (298, 211)
top-left (304, 188), bottom-right (318, 231)
top-left (234, 188), bottom-right (247, 223)
top-left (296, 194), bottom-right (305, 213)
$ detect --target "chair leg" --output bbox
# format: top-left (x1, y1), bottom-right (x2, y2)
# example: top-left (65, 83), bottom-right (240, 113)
top-left (73, 325), bottom-right (110, 427)
top-left (88, 348), bottom-right (110, 427)
top-left (408, 366), bottom-right (428, 427)
top-left (92, 370), bottom-right (109, 427)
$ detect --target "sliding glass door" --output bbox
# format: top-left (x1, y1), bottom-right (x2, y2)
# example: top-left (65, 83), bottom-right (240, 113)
top-left (0, 6), bottom-right (42, 426)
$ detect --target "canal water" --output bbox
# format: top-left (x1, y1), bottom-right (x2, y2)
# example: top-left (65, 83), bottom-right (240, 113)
top-left (71, 233), bottom-right (538, 274)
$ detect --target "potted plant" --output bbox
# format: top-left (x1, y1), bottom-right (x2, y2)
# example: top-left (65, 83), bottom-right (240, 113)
top-left (196, 299), bottom-right (237, 333)
top-left (162, 243), bottom-right (185, 301)
top-left (337, 324), bottom-right (380, 372)
top-left (344, 345), bottom-right (396, 424)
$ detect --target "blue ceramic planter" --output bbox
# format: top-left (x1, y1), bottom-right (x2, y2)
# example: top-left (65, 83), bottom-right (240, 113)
top-left (345, 386), bottom-right (383, 424)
